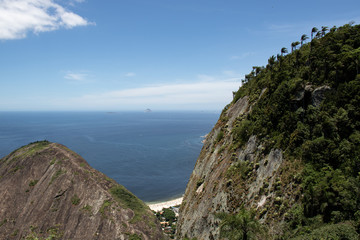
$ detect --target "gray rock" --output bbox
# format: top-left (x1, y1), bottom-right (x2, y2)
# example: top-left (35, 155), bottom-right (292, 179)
top-left (312, 85), bottom-right (331, 107)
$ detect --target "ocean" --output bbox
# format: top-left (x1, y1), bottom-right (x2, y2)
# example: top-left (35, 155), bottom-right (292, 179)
top-left (0, 111), bottom-right (219, 202)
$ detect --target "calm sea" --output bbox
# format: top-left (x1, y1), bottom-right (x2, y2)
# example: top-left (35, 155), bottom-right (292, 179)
top-left (0, 111), bottom-right (219, 202)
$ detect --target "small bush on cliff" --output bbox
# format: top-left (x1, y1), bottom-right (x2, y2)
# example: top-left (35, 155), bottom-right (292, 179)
top-left (110, 185), bottom-right (148, 223)
top-left (216, 208), bottom-right (264, 240)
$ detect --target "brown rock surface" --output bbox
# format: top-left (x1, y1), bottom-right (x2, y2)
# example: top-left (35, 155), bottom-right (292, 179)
top-left (0, 141), bottom-right (164, 240)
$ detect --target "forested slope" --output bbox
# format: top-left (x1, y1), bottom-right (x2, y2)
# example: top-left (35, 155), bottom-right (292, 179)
top-left (177, 23), bottom-right (360, 240)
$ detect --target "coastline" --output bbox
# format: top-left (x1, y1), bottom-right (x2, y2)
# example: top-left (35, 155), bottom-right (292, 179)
top-left (146, 197), bottom-right (183, 212)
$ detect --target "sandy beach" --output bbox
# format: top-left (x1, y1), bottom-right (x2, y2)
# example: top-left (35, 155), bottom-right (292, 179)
top-left (147, 197), bottom-right (183, 212)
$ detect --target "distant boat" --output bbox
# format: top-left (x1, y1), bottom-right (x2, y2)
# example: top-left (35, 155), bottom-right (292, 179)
top-left (144, 108), bottom-right (152, 113)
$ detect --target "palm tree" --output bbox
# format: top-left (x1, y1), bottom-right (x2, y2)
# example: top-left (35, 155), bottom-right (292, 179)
top-left (301, 34), bottom-right (309, 47)
top-left (311, 27), bottom-right (318, 40)
top-left (321, 26), bottom-right (328, 37)
top-left (252, 66), bottom-right (262, 76)
top-left (281, 47), bottom-right (288, 56)
top-left (217, 208), bottom-right (264, 240)
top-left (291, 41), bottom-right (300, 52)
top-left (267, 55), bottom-right (276, 71)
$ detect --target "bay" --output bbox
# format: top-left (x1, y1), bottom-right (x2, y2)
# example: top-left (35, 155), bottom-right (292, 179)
top-left (0, 111), bottom-right (219, 202)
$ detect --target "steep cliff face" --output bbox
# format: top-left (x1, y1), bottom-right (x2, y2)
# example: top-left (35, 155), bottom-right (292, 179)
top-left (0, 141), bottom-right (164, 240)
top-left (176, 94), bottom-right (295, 239)
top-left (177, 24), bottom-right (360, 240)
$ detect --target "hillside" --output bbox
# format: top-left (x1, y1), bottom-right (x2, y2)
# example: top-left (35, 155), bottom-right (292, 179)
top-left (176, 23), bottom-right (360, 239)
top-left (0, 141), bottom-right (164, 240)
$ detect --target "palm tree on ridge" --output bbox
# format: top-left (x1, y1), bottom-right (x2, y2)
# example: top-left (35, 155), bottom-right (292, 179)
top-left (311, 27), bottom-right (318, 40)
top-left (291, 41), bottom-right (300, 52)
top-left (301, 34), bottom-right (309, 47)
top-left (321, 26), bottom-right (328, 37)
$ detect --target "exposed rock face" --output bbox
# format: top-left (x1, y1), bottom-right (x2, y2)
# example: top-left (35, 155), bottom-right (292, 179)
top-left (176, 94), bottom-right (301, 239)
top-left (311, 85), bottom-right (331, 107)
top-left (0, 141), bottom-right (164, 240)
top-left (292, 84), bottom-right (331, 109)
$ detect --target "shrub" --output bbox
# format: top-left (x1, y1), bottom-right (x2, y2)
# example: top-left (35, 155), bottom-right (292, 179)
top-left (71, 195), bottom-right (80, 205)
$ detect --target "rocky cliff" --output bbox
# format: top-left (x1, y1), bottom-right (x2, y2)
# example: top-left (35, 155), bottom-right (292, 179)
top-left (0, 141), bottom-right (164, 240)
top-left (176, 93), bottom-right (292, 239)
top-left (177, 23), bottom-right (360, 240)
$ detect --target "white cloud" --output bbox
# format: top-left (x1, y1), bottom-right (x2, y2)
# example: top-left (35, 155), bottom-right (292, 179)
top-left (0, 0), bottom-right (91, 40)
top-left (125, 72), bottom-right (136, 77)
top-left (62, 75), bottom-right (242, 110)
top-left (64, 72), bottom-right (87, 81)
top-left (68, 0), bottom-right (85, 7)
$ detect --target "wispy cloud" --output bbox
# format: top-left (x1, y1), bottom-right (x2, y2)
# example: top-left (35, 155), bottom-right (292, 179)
top-left (68, 0), bottom-right (85, 7)
top-left (64, 72), bottom-right (88, 81)
top-left (60, 74), bottom-right (242, 110)
top-left (0, 0), bottom-right (92, 40)
top-left (125, 72), bottom-right (136, 77)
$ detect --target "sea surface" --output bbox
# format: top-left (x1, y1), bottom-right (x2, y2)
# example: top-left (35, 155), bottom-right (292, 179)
top-left (0, 111), bottom-right (219, 202)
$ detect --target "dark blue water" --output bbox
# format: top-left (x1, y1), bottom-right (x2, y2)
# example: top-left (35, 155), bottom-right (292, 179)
top-left (0, 111), bottom-right (219, 202)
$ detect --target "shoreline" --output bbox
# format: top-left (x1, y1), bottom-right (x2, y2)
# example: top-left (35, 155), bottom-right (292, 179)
top-left (146, 197), bottom-right (183, 212)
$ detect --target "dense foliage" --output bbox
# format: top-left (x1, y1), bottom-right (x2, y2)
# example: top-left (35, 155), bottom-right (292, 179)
top-left (217, 208), bottom-right (264, 240)
top-left (231, 23), bottom-right (360, 238)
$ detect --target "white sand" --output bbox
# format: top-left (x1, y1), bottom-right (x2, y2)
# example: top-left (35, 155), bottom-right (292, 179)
top-left (147, 197), bottom-right (183, 212)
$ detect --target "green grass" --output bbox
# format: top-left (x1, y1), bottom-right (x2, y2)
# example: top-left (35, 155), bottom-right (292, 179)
top-left (29, 179), bottom-right (39, 187)
top-left (100, 200), bottom-right (112, 217)
top-left (110, 185), bottom-right (148, 223)
top-left (0, 219), bottom-right (7, 228)
top-left (49, 169), bottom-right (65, 185)
top-left (81, 204), bottom-right (93, 215)
top-left (71, 195), bottom-right (80, 205)
top-left (50, 157), bottom-right (56, 165)
top-left (129, 233), bottom-right (142, 240)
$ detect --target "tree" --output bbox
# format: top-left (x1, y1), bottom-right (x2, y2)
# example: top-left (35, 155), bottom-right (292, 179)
top-left (311, 27), bottom-right (318, 40)
top-left (267, 55), bottom-right (276, 70)
top-left (281, 47), bottom-right (288, 56)
top-left (291, 41), bottom-right (300, 52)
top-left (163, 208), bottom-right (176, 223)
top-left (217, 208), bottom-right (264, 240)
top-left (321, 26), bottom-right (328, 37)
top-left (301, 34), bottom-right (309, 46)
top-left (252, 66), bottom-right (262, 76)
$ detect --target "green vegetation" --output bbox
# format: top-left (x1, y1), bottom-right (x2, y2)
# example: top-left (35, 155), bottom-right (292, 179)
top-left (216, 130), bottom-right (224, 143)
top-left (71, 195), bottom-right (80, 205)
top-left (0, 219), bottom-right (7, 228)
top-left (49, 169), bottom-right (65, 185)
top-left (110, 185), bottom-right (147, 222)
top-left (29, 179), bottom-right (39, 187)
top-left (227, 23), bottom-right (360, 238)
top-left (50, 157), bottom-right (56, 165)
top-left (24, 225), bottom-right (63, 240)
top-left (216, 208), bottom-right (264, 240)
top-left (163, 208), bottom-right (176, 223)
top-left (129, 233), bottom-right (142, 240)
top-left (81, 204), bottom-right (92, 212)
top-left (290, 222), bottom-right (359, 240)
top-left (11, 229), bottom-right (19, 237)
top-left (99, 200), bottom-right (112, 217)
top-left (21, 141), bottom-right (50, 158)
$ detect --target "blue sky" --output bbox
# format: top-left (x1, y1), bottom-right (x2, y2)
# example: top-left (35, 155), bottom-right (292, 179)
top-left (0, 0), bottom-right (359, 111)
